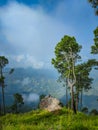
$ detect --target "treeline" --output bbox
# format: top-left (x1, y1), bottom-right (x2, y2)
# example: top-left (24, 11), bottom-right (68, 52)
top-left (51, 0), bottom-right (98, 114)
top-left (52, 35), bottom-right (98, 114)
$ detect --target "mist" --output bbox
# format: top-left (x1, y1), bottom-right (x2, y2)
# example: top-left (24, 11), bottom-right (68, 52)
top-left (23, 93), bottom-right (39, 103)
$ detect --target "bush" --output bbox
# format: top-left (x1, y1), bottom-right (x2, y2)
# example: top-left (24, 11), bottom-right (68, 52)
top-left (90, 109), bottom-right (98, 115)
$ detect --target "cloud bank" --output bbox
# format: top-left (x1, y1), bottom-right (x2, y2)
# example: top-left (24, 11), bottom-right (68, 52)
top-left (0, 0), bottom-right (97, 68)
top-left (0, 1), bottom-right (74, 69)
top-left (23, 93), bottom-right (39, 103)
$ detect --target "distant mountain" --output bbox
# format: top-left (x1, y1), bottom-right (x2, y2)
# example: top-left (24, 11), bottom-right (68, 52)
top-left (0, 67), bottom-right (98, 111)
top-left (0, 67), bottom-right (66, 107)
top-left (83, 95), bottom-right (98, 111)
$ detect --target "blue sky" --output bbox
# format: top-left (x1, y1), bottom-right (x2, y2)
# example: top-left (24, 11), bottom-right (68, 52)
top-left (0, 0), bottom-right (98, 69)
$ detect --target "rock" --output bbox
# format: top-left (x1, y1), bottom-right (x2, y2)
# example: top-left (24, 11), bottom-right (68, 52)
top-left (39, 95), bottom-right (62, 112)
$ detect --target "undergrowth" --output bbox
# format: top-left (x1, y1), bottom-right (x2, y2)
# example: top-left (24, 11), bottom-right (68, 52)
top-left (0, 107), bottom-right (98, 130)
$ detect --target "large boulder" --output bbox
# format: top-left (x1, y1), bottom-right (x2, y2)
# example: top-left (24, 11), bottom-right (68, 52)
top-left (39, 95), bottom-right (62, 112)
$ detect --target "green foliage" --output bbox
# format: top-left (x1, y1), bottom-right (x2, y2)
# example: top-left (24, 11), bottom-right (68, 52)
top-left (90, 109), bottom-right (98, 115)
top-left (0, 56), bottom-right (9, 69)
top-left (81, 107), bottom-right (88, 114)
top-left (11, 93), bottom-right (24, 113)
top-left (52, 35), bottom-right (98, 113)
top-left (88, 0), bottom-right (98, 15)
top-left (91, 27), bottom-right (98, 54)
top-left (52, 35), bottom-right (81, 77)
top-left (52, 35), bottom-right (82, 113)
top-left (0, 107), bottom-right (98, 130)
top-left (14, 93), bottom-right (24, 104)
top-left (9, 68), bottom-right (14, 74)
top-left (75, 59), bottom-right (98, 92)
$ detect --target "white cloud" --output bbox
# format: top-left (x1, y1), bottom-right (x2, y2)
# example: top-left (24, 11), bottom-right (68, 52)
top-left (15, 55), bottom-right (25, 62)
top-left (0, 1), bottom-right (75, 68)
top-left (22, 77), bottom-right (31, 86)
top-left (8, 54), bottom-right (44, 68)
top-left (23, 93), bottom-right (39, 102)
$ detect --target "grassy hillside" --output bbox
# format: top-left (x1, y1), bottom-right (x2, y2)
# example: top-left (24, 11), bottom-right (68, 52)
top-left (0, 107), bottom-right (98, 130)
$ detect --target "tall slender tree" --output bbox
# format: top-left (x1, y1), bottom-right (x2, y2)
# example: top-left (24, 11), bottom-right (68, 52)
top-left (11, 93), bottom-right (24, 113)
top-left (52, 35), bottom-right (82, 113)
top-left (75, 60), bottom-right (96, 110)
top-left (0, 56), bottom-right (8, 115)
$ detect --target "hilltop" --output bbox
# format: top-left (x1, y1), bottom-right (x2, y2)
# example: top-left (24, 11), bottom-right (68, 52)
top-left (0, 107), bottom-right (98, 130)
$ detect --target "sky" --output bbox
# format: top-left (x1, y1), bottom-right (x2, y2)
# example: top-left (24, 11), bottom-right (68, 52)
top-left (0, 0), bottom-right (98, 69)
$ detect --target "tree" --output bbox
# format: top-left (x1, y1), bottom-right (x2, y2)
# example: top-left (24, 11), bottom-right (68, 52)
top-left (91, 27), bottom-right (98, 54)
top-left (90, 109), bottom-right (98, 115)
top-left (81, 107), bottom-right (88, 114)
top-left (0, 56), bottom-right (8, 115)
top-left (58, 76), bottom-right (69, 108)
top-left (75, 60), bottom-right (96, 111)
top-left (88, 0), bottom-right (98, 62)
top-left (11, 93), bottom-right (24, 113)
top-left (52, 35), bottom-right (82, 113)
top-left (88, 0), bottom-right (98, 15)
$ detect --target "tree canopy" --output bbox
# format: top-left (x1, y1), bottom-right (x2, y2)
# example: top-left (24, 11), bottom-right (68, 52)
top-left (52, 35), bottom-right (82, 113)
top-left (52, 35), bottom-right (98, 113)
top-left (88, 0), bottom-right (98, 15)
top-left (91, 27), bottom-right (98, 54)
top-left (11, 93), bottom-right (24, 113)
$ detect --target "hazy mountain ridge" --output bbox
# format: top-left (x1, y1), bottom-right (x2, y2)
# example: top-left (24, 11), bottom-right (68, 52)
top-left (0, 67), bottom-right (98, 110)
top-left (1, 67), bottom-right (66, 107)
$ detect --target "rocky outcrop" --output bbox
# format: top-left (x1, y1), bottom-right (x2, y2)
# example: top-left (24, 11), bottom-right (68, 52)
top-left (39, 95), bottom-right (62, 112)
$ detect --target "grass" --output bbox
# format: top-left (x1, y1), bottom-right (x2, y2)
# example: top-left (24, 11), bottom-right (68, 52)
top-left (0, 107), bottom-right (98, 130)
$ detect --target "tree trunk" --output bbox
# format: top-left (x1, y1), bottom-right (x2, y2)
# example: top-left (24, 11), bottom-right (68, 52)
top-left (76, 93), bottom-right (79, 111)
top-left (16, 102), bottom-right (18, 113)
top-left (71, 86), bottom-right (76, 114)
top-left (80, 89), bottom-right (83, 110)
top-left (2, 84), bottom-right (5, 115)
top-left (66, 85), bottom-right (68, 108)
top-left (0, 103), bottom-right (1, 115)
top-left (0, 68), bottom-right (5, 115)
